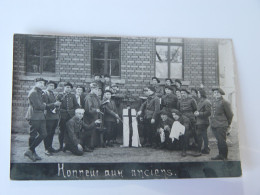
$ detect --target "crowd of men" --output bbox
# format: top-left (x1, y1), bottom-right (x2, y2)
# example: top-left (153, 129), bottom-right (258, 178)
top-left (23, 74), bottom-right (233, 162)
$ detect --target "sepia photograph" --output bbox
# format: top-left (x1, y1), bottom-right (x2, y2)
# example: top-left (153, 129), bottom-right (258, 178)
top-left (10, 34), bottom-right (241, 180)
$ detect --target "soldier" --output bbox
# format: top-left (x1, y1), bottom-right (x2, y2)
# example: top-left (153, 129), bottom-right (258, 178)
top-left (194, 88), bottom-right (212, 155)
top-left (161, 85), bottom-right (179, 112)
top-left (57, 82), bottom-right (79, 151)
top-left (43, 81), bottom-right (61, 156)
top-left (210, 88), bottom-right (233, 160)
top-left (191, 88), bottom-right (199, 103)
top-left (24, 78), bottom-right (49, 161)
top-left (179, 88), bottom-right (198, 151)
top-left (83, 83), bottom-right (102, 150)
top-left (137, 86), bottom-right (160, 147)
top-left (164, 78), bottom-right (176, 94)
top-left (102, 90), bottom-right (120, 147)
top-left (93, 73), bottom-right (104, 92)
top-left (175, 79), bottom-right (182, 90)
top-left (103, 74), bottom-right (111, 91)
top-left (151, 77), bottom-right (164, 98)
top-left (75, 85), bottom-right (86, 108)
top-left (63, 108), bottom-right (101, 156)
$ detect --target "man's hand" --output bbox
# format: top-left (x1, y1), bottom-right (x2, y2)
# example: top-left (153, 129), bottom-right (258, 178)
top-left (137, 111), bottom-right (142, 116)
top-left (194, 111), bottom-right (199, 117)
top-left (164, 125), bottom-right (170, 131)
top-left (77, 144), bottom-right (83, 152)
top-left (151, 119), bottom-right (155, 124)
top-left (95, 119), bottom-right (102, 124)
top-left (96, 109), bottom-right (101, 113)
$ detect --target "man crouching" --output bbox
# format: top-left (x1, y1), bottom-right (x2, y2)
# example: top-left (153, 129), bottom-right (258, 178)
top-left (63, 108), bottom-right (101, 156)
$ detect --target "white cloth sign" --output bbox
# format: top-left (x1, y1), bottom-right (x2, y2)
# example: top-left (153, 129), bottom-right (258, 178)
top-left (169, 121), bottom-right (185, 141)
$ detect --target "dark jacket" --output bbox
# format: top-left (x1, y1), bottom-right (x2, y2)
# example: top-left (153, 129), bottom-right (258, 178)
top-left (161, 93), bottom-right (179, 110)
top-left (179, 97), bottom-right (197, 120)
top-left (102, 98), bottom-right (118, 122)
top-left (196, 98), bottom-right (211, 125)
top-left (153, 85), bottom-right (164, 98)
top-left (57, 92), bottom-right (79, 120)
top-left (139, 94), bottom-right (160, 120)
top-left (210, 97), bottom-right (233, 128)
top-left (84, 93), bottom-right (101, 124)
top-left (25, 87), bottom-right (46, 121)
top-left (64, 116), bottom-right (96, 146)
top-left (75, 93), bottom-right (86, 108)
top-left (43, 90), bottom-right (59, 120)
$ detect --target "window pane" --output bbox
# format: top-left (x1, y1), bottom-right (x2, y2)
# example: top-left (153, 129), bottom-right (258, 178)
top-left (42, 39), bottom-right (56, 56)
top-left (170, 63), bottom-right (182, 79)
top-left (93, 59), bottom-right (105, 75)
top-left (156, 45), bottom-right (168, 78)
top-left (110, 60), bottom-right (120, 76)
top-left (27, 39), bottom-right (40, 56)
top-left (156, 61), bottom-right (168, 78)
top-left (93, 42), bottom-right (105, 59)
top-left (42, 57), bottom-right (55, 73)
top-left (108, 42), bottom-right (119, 59)
top-left (170, 46), bottom-right (182, 63)
top-left (27, 56), bottom-right (40, 73)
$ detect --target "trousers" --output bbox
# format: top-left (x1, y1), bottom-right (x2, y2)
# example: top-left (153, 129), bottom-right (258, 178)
top-left (44, 119), bottom-right (58, 150)
top-left (28, 120), bottom-right (47, 152)
top-left (212, 127), bottom-right (228, 158)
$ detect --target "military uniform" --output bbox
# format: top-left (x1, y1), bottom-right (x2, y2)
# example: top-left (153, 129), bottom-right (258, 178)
top-left (25, 87), bottom-right (47, 156)
top-left (57, 92), bottom-right (79, 149)
top-left (161, 93), bottom-right (179, 112)
top-left (152, 84), bottom-right (164, 98)
top-left (64, 116), bottom-right (96, 156)
top-left (43, 89), bottom-right (59, 152)
top-left (139, 93), bottom-right (160, 146)
top-left (210, 96), bottom-right (233, 159)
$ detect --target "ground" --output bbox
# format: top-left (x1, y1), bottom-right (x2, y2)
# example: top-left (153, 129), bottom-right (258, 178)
top-left (10, 124), bottom-right (240, 163)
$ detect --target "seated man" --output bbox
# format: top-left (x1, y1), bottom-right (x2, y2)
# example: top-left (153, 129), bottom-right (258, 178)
top-left (64, 108), bottom-right (101, 156)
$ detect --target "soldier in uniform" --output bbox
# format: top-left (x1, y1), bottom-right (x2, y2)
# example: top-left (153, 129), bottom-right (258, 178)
top-left (103, 74), bottom-right (111, 91)
top-left (179, 88), bottom-right (198, 152)
top-left (75, 85), bottom-right (86, 108)
top-left (194, 88), bottom-right (212, 155)
top-left (57, 82), bottom-right (79, 151)
top-left (24, 78), bottom-right (49, 161)
top-left (151, 77), bottom-right (164, 98)
top-left (63, 108), bottom-right (101, 156)
top-left (191, 88), bottom-right (199, 103)
top-left (210, 88), bottom-right (233, 160)
top-left (161, 85), bottom-right (179, 112)
top-left (93, 73), bottom-right (104, 92)
top-left (175, 79), bottom-right (182, 90)
top-left (83, 83), bottom-right (102, 150)
top-left (164, 78), bottom-right (176, 94)
top-left (137, 86), bottom-right (160, 147)
top-left (43, 81), bottom-right (61, 156)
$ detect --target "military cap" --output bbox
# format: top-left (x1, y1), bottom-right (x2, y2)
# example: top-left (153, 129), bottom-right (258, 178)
top-left (180, 88), bottom-right (190, 94)
top-left (104, 74), bottom-right (110, 78)
top-left (147, 86), bottom-right (156, 92)
top-left (164, 85), bottom-right (174, 91)
top-left (212, 87), bottom-right (225, 95)
top-left (152, 77), bottom-right (160, 83)
top-left (89, 82), bottom-right (98, 89)
top-left (46, 80), bottom-right (58, 89)
top-left (191, 87), bottom-right (198, 94)
top-left (175, 79), bottom-right (182, 85)
top-left (64, 82), bottom-right (73, 88)
top-left (165, 78), bottom-right (173, 84)
top-left (104, 89), bottom-right (113, 94)
top-left (170, 109), bottom-right (182, 116)
top-left (76, 85), bottom-right (85, 92)
top-left (35, 77), bottom-right (47, 84)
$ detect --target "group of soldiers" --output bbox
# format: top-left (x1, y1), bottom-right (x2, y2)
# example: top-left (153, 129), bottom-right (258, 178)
top-left (23, 74), bottom-right (233, 162)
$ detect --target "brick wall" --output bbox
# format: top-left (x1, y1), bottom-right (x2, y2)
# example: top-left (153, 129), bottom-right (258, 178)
top-left (12, 35), bottom-right (219, 133)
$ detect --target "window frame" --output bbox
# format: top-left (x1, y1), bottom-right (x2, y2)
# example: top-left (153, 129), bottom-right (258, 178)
top-left (91, 37), bottom-right (121, 78)
top-left (155, 38), bottom-right (184, 79)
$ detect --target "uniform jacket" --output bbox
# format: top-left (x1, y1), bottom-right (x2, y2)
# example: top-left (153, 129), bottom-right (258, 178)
top-left (57, 92), bottom-right (79, 120)
top-left (179, 97), bottom-right (197, 120)
top-left (75, 93), bottom-right (86, 108)
top-left (139, 94), bottom-right (160, 119)
top-left (43, 90), bottom-right (59, 120)
top-left (196, 98), bottom-right (211, 125)
top-left (64, 116), bottom-right (96, 146)
top-left (152, 84), bottom-right (164, 98)
top-left (84, 93), bottom-right (101, 124)
top-left (102, 98), bottom-right (118, 122)
top-left (161, 93), bottom-right (179, 110)
top-left (25, 87), bottom-right (46, 121)
top-left (210, 97), bottom-right (233, 128)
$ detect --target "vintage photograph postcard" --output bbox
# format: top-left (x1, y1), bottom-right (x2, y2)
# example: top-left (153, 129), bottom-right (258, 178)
top-left (10, 34), bottom-right (242, 180)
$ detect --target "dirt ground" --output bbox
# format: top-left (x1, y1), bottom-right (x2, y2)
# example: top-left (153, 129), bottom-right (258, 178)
top-left (10, 124), bottom-right (240, 163)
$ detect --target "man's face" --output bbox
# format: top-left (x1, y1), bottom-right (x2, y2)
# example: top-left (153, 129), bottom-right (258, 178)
top-left (213, 90), bottom-right (221, 99)
top-left (104, 77), bottom-right (110, 82)
top-left (181, 91), bottom-right (188, 99)
top-left (152, 79), bottom-right (158, 85)
top-left (176, 91), bottom-right (181, 99)
top-left (160, 114), bottom-right (168, 121)
top-left (75, 110), bottom-right (84, 120)
top-left (47, 84), bottom-right (55, 91)
top-left (64, 86), bottom-right (72, 93)
top-left (97, 88), bottom-right (102, 96)
top-left (191, 90), bottom-right (197, 97)
top-left (166, 80), bottom-right (171, 86)
top-left (76, 88), bottom-right (83, 95)
top-left (147, 89), bottom-right (154, 96)
top-left (91, 88), bottom-right (99, 95)
top-left (104, 92), bottom-right (111, 99)
top-left (36, 81), bottom-right (45, 89)
top-left (94, 76), bottom-right (100, 81)
top-left (172, 113), bottom-right (180, 120)
top-left (165, 88), bottom-right (172, 95)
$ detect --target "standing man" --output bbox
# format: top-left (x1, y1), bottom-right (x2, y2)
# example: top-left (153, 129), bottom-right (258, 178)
top-left (83, 83), bottom-right (102, 150)
top-left (151, 77), bottom-right (164, 98)
top-left (103, 74), bottom-right (111, 91)
top-left (161, 86), bottom-right (179, 112)
top-left (165, 78), bottom-right (176, 94)
top-left (175, 79), bottom-right (182, 90)
top-left (75, 85), bottom-right (86, 108)
top-left (43, 81), bottom-right (61, 156)
top-left (24, 78), bottom-right (49, 161)
top-left (211, 88), bottom-right (233, 160)
top-left (194, 88), bottom-right (211, 155)
top-left (57, 82), bottom-right (79, 151)
top-left (137, 86), bottom-right (160, 147)
top-left (93, 74), bottom-right (104, 93)
top-left (191, 88), bottom-right (199, 103)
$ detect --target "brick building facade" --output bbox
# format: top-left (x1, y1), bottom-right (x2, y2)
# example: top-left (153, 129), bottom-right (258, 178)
top-left (12, 34), bottom-right (220, 133)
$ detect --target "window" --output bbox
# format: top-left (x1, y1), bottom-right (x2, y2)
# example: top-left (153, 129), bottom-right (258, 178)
top-left (91, 38), bottom-right (120, 77)
top-left (155, 38), bottom-right (183, 79)
top-left (26, 37), bottom-right (56, 74)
